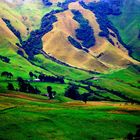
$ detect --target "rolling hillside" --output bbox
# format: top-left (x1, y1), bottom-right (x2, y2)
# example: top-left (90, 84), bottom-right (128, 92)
top-left (0, 0), bottom-right (140, 102)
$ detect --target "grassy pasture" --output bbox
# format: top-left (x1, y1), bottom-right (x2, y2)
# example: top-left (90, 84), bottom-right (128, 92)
top-left (0, 92), bottom-right (140, 140)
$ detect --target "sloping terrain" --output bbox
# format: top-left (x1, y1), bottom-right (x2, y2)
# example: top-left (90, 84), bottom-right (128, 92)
top-left (109, 0), bottom-right (140, 61)
top-left (0, 0), bottom-right (139, 73)
top-left (0, 93), bottom-right (140, 140)
top-left (0, 0), bottom-right (140, 102)
top-left (42, 1), bottom-right (139, 72)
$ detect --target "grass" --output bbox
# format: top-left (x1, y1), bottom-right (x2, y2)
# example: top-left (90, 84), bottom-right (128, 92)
top-left (0, 93), bottom-right (140, 140)
top-left (32, 54), bottom-right (95, 80)
top-left (0, 0), bottom-right (62, 39)
top-left (89, 66), bottom-right (140, 102)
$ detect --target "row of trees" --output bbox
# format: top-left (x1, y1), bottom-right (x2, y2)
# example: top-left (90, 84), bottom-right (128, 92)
top-left (7, 77), bottom-right (41, 94)
top-left (65, 84), bottom-right (91, 103)
top-left (2, 18), bottom-right (22, 43)
top-left (7, 79), bottom-right (90, 103)
top-left (1, 71), bottom-right (13, 79)
top-left (38, 74), bottom-right (64, 83)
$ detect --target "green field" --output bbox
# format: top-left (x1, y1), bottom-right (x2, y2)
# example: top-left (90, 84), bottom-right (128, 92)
top-left (0, 92), bottom-right (140, 140)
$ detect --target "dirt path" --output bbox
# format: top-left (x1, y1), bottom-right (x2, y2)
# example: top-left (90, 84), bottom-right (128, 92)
top-left (0, 93), bottom-right (55, 103)
top-left (1, 93), bottom-right (140, 112)
top-left (63, 101), bottom-right (140, 111)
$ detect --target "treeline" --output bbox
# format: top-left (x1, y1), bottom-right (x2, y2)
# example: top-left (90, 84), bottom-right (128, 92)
top-left (38, 74), bottom-right (64, 83)
top-left (71, 10), bottom-right (96, 49)
top-left (2, 18), bottom-right (22, 43)
top-left (21, 12), bottom-right (57, 59)
top-left (28, 71), bottom-right (64, 83)
top-left (8, 77), bottom-right (41, 94)
top-left (42, 0), bottom-right (52, 6)
top-left (91, 84), bottom-right (140, 104)
top-left (0, 55), bottom-right (10, 63)
top-left (68, 36), bottom-right (82, 49)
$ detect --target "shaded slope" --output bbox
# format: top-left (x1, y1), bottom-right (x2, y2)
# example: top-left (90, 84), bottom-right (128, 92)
top-left (109, 0), bottom-right (140, 60)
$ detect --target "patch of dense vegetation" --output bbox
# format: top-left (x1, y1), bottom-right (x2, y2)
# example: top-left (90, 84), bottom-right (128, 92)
top-left (80, 1), bottom-right (128, 48)
top-left (71, 10), bottom-right (96, 48)
top-left (17, 77), bottom-right (41, 94)
top-left (0, 55), bottom-right (10, 63)
top-left (2, 18), bottom-right (22, 43)
top-left (38, 74), bottom-right (64, 84)
top-left (57, 0), bottom-right (77, 10)
top-left (65, 84), bottom-right (91, 103)
top-left (21, 12), bottom-right (57, 59)
top-left (2, 10), bottom-right (60, 59)
top-left (1, 71), bottom-right (13, 79)
top-left (42, 0), bottom-right (52, 6)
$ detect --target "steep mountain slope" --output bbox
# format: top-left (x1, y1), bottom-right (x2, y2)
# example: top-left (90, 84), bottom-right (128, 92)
top-left (109, 0), bottom-right (140, 61)
top-left (42, 1), bottom-right (139, 72)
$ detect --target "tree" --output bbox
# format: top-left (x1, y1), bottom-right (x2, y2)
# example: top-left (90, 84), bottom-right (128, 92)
top-left (134, 128), bottom-right (140, 140)
top-left (46, 86), bottom-right (56, 99)
top-left (65, 84), bottom-right (80, 100)
top-left (17, 50), bottom-right (24, 57)
top-left (126, 133), bottom-right (133, 140)
top-left (17, 77), bottom-right (41, 94)
top-left (29, 72), bottom-right (34, 80)
top-left (81, 93), bottom-right (91, 104)
top-left (7, 83), bottom-right (14, 90)
top-left (1, 71), bottom-right (13, 79)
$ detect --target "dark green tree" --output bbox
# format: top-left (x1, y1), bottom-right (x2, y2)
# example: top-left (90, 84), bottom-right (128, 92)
top-left (7, 83), bottom-right (14, 90)
top-left (65, 84), bottom-right (80, 100)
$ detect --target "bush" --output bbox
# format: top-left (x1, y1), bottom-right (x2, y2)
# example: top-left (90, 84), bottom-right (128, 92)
top-left (65, 84), bottom-right (81, 100)
top-left (0, 55), bottom-right (10, 63)
top-left (7, 83), bottom-right (14, 90)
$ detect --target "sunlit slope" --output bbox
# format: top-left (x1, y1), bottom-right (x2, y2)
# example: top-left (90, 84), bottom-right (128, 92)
top-left (42, 10), bottom-right (108, 72)
top-left (0, 18), bottom-right (53, 79)
top-left (0, 0), bottom-right (61, 38)
top-left (43, 1), bottom-right (139, 72)
top-left (0, 16), bottom-right (94, 81)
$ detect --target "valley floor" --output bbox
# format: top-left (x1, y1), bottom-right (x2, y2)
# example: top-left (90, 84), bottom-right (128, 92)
top-left (0, 92), bottom-right (140, 140)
